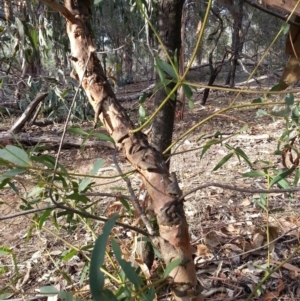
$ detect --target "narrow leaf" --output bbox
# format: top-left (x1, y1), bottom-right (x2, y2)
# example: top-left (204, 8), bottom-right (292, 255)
top-left (92, 133), bottom-right (114, 143)
top-left (213, 153), bottom-right (233, 171)
top-left (0, 145), bottom-right (30, 167)
top-left (38, 209), bottom-right (52, 229)
top-left (90, 158), bottom-right (105, 176)
top-left (67, 127), bottom-right (89, 136)
top-left (234, 147), bottom-right (252, 168)
top-left (164, 258), bottom-right (181, 278)
top-left (89, 216), bottom-right (119, 300)
top-left (183, 84), bottom-right (193, 99)
top-left (270, 168), bottom-right (295, 187)
top-left (111, 239), bottom-right (142, 289)
top-left (242, 171), bottom-right (266, 178)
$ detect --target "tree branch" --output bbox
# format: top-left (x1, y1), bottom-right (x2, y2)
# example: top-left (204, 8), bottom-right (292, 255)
top-left (243, 0), bottom-right (300, 26)
top-left (38, 0), bottom-right (77, 23)
top-left (180, 182), bottom-right (300, 201)
top-left (0, 202), bottom-right (150, 237)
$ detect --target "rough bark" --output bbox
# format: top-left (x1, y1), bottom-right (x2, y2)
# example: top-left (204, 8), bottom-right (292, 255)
top-left (151, 0), bottom-right (184, 156)
top-left (40, 0), bottom-right (203, 300)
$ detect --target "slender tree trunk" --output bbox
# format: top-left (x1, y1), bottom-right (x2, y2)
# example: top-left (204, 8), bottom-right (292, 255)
top-left (3, 0), bottom-right (12, 23)
top-left (150, 0), bottom-right (184, 157)
top-left (225, 0), bottom-right (243, 87)
top-left (40, 0), bottom-right (203, 300)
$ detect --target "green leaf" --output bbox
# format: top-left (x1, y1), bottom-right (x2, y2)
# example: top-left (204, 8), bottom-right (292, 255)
top-left (164, 258), bottom-right (181, 278)
top-left (188, 100), bottom-right (194, 109)
top-left (293, 168), bottom-right (300, 187)
top-left (183, 84), bottom-right (193, 100)
top-left (2, 168), bottom-right (26, 178)
top-left (252, 97), bottom-right (263, 103)
top-left (89, 216), bottom-right (119, 300)
top-left (282, 23), bottom-right (290, 35)
top-left (29, 28), bottom-right (38, 51)
top-left (40, 286), bottom-right (59, 296)
top-left (270, 168), bottom-right (295, 187)
top-left (79, 178), bottom-right (91, 192)
top-left (212, 153), bottom-right (233, 171)
top-left (156, 58), bottom-right (177, 79)
top-left (111, 239), bottom-right (142, 289)
top-left (200, 139), bottom-right (221, 159)
top-left (0, 145), bottom-right (31, 167)
top-left (67, 127), bottom-right (89, 136)
top-left (58, 291), bottom-right (73, 301)
top-left (90, 158), bottom-right (104, 176)
top-left (138, 92), bottom-right (147, 104)
top-left (139, 105), bottom-right (147, 118)
top-left (174, 49), bottom-right (179, 71)
top-left (0, 246), bottom-right (18, 274)
top-left (270, 81), bottom-right (286, 92)
top-left (94, 0), bottom-right (104, 5)
top-left (242, 171), bottom-right (266, 178)
top-left (234, 147), bottom-right (252, 168)
top-left (155, 56), bottom-right (167, 84)
top-left (256, 109), bottom-right (268, 117)
top-left (38, 209), bottom-right (52, 229)
top-left (285, 93), bottom-right (294, 106)
top-left (92, 133), bottom-right (114, 143)
top-left (292, 106), bottom-right (299, 124)
top-left (164, 86), bottom-right (175, 100)
top-left (62, 249), bottom-right (78, 261)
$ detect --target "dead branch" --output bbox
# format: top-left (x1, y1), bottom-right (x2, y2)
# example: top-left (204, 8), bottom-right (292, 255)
top-left (9, 93), bottom-right (48, 134)
top-left (0, 131), bottom-right (114, 149)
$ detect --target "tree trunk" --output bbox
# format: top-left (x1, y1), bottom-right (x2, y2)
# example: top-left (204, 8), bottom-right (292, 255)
top-left (41, 0), bottom-right (203, 300)
top-left (3, 0), bottom-right (12, 23)
top-left (150, 0), bottom-right (185, 157)
top-left (225, 0), bottom-right (244, 87)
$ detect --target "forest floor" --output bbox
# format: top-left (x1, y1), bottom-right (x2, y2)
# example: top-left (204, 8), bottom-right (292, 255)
top-left (1, 75), bottom-right (300, 301)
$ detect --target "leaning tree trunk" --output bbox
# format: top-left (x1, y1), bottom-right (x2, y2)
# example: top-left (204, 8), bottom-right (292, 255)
top-left (150, 0), bottom-right (185, 157)
top-left (41, 0), bottom-right (203, 300)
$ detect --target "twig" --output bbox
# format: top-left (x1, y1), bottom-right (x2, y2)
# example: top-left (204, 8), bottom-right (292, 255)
top-left (0, 201), bottom-right (150, 237)
top-left (180, 182), bottom-right (300, 202)
top-left (243, 0), bottom-right (300, 27)
top-left (54, 202), bottom-right (150, 237)
top-left (112, 149), bottom-right (155, 235)
top-left (0, 205), bottom-right (56, 220)
top-left (80, 192), bottom-right (131, 199)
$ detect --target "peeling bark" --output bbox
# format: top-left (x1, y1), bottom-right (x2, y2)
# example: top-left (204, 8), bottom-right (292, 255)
top-left (39, 0), bottom-right (203, 300)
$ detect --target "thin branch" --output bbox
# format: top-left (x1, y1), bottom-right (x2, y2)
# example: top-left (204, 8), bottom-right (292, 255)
top-left (0, 202), bottom-right (150, 237)
top-left (112, 149), bottom-right (155, 235)
top-left (80, 192), bottom-right (131, 199)
top-left (49, 52), bottom-right (92, 194)
top-left (243, 0), bottom-right (300, 27)
top-left (54, 202), bottom-right (150, 237)
top-left (180, 182), bottom-right (300, 202)
top-left (38, 0), bottom-right (77, 23)
top-left (0, 205), bottom-right (56, 220)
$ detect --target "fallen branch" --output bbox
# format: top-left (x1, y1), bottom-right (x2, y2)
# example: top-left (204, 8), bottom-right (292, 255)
top-left (9, 93), bottom-right (48, 134)
top-left (0, 131), bottom-right (114, 149)
top-left (117, 83), bottom-right (155, 102)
